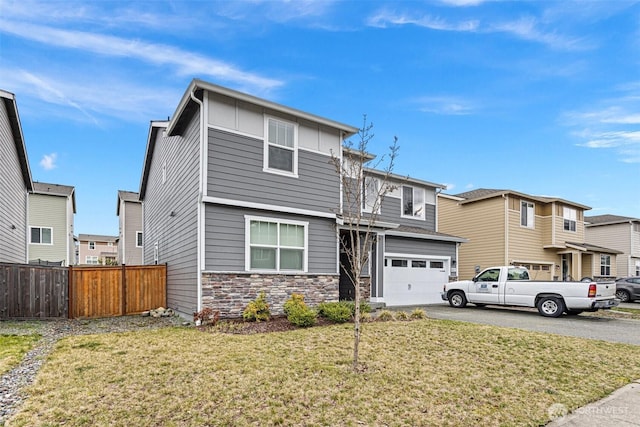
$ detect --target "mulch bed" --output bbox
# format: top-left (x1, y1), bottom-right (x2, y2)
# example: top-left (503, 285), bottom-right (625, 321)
top-left (198, 315), bottom-right (344, 334)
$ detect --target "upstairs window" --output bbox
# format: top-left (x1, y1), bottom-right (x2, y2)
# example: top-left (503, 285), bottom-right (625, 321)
top-left (402, 185), bottom-right (425, 219)
top-left (362, 176), bottom-right (380, 214)
top-left (520, 201), bottom-right (534, 228)
top-left (563, 207), bottom-right (577, 232)
top-left (136, 231), bottom-right (143, 248)
top-left (600, 255), bottom-right (611, 276)
top-left (30, 227), bottom-right (52, 245)
top-left (265, 117), bottom-right (297, 176)
top-left (89, 241), bottom-right (96, 250)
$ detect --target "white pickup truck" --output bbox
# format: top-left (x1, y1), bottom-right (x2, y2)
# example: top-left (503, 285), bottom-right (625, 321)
top-left (441, 266), bottom-right (619, 317)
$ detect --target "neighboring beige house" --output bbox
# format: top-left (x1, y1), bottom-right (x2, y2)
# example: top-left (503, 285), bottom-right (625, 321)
top-left (585, 215), bottom-right (640, 277)
top-left (438, 189), bottom-right (621, 282)
top-left (77, 234), bottom-right (118, 265)
top-left (28, 182), bottom-right (76, 266)
top-left (117, 190), bottom-right (143, 265)
top-left (0, 89), bottom-right (33, 264)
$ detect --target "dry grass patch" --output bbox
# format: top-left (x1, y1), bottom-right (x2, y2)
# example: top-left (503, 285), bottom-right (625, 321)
top-left (0, 334), bottom-right (40, 375)
top-left (8, 320), bottom-right (640, 426)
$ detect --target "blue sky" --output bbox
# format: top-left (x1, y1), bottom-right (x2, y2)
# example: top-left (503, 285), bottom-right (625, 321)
top-left (1, 0), bottom-right (639, 236)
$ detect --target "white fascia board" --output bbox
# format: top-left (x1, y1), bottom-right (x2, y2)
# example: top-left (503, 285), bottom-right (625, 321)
top-left (203, 196), bottom-right (336, 219)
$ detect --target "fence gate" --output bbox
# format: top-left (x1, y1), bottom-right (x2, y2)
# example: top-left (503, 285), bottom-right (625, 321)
top-left (0, 263), bottom-right (69, 318)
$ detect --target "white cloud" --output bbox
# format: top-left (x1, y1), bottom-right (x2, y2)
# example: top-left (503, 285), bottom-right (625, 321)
top-left (0, 19), bottom-right (283, 92)
top-left (367, 10), bottom-right (479, 31)
top-left (40, 153), bottom-right (57, 170)
top-left (489, 16), bottom-right (590, 51)
top-left (438, 0), bottom-right (487, 6)
top-left (415, 96), bottom-right (476, 115)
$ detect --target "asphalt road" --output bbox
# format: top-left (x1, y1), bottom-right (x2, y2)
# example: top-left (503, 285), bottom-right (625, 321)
top-left (404, 302), bottom-right (640, 346)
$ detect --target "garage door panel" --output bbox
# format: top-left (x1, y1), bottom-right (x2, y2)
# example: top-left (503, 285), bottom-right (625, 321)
top-left (384, 257), bottom-right (448, 306)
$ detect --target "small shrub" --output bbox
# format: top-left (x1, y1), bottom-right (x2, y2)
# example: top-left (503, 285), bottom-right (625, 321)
top-left (343, 301), bottom-right (372, 316)
top-left (410, 308), bottom-right (427, 319)
top-left (361, 312), bottom-right (372, 322)
top-left (284, 294), bottom-right (317, 327)
top-left (395, 311), bottom-right (409, 321)
top-left (243, 292), bottom-right (270, 322)
top-left (193, 307), bottom-right (220, 326)
top-left (317, 302), bottom-right (352, 323)
top-left (376, 310), bottom-right (395, 321)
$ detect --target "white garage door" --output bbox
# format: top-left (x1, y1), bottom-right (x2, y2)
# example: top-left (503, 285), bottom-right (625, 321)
top-left (384, 258), bottom-right (449, 306)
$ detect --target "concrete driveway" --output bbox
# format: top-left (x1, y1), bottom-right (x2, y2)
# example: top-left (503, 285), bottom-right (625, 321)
top-left (408, 303), bottom-right (640, 346)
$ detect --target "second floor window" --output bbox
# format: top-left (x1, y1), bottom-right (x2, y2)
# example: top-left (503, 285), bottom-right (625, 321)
top-left (521, 201), bottom-right (534, 228)
top-left (402, 186), bottom-right (425, 219)
top-left (563, 207), bottom-right (577, 232)
top-left (30, 227), bottom-right (52, 245)
top-left (136, 231), bottom-right (143, 247)
top-left (265, 117), bottom-right (297, 175)
top-left (89, 241), bottom-right (96, 250)
top-left (362, 176), bottom-right (380, 213)
top-left (600, 255), bottom-right (611, 276)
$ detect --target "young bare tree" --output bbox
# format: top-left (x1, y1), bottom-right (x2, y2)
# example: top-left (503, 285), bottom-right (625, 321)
top-left (331, 115), bottom-right (399, 370)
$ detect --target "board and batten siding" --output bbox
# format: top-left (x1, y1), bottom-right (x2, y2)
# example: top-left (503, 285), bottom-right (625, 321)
top-left (143, 112), bottom-right (200, 316)
top-left (28, 194), bottom-right (69, 264)
top-left (204, 204), bottom-right (338, 274)
top-left (438, 196), bottom-right (506, 280)
top-left (0, 100), bottom-right (28, 264)
top-left (207, 128), bottom-right (340, 214)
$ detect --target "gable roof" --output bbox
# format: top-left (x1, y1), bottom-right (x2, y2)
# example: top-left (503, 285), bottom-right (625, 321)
top-left (32, 181), bottom-right (76, 213)
top-left (167, 79), bottom-right (359, 137)
top-left (117, 190), bottom-right (140, 215)
top-left (446, 188), bottom-right (591, 210)
top-left (585, 214), bottom-right (640, 226)
top-left (1, 89), bottom-right (33, 191)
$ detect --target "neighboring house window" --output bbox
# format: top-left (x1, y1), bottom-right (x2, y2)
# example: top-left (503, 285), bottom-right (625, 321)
top-left (30, 227), bottom-right (53, 245)
top-left (402, 186), bottom-right (425, 219)
top-left (600, 255), bottom-right (611, 276)
top-left (362, 176), bottom-right (380, 213)
top-left (89, 241), bottom-right (95, 250)
top-left (520, 201), bottom-right (534, 228)
top-left (136, 231), bottom-right (143, 248)
top-left (246, 217), bottom-right (307, 272)
top-left (85, 256), bottom-right (99, 265)
top-left (107, 242), bottom-right (113, 247)
top-left (563, 207), bottom-right (577, 232)
top-left (264, 117), bottom-right (297, 175)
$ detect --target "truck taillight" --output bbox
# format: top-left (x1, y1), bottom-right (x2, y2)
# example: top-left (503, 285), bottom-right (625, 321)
top-left (588, 284), bottom-right (596, 298)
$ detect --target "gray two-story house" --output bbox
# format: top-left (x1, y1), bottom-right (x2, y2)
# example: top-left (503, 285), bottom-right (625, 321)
top-left (117, 190), bottom-right (143, 265)
top-left (139, 79), bottom-right (463, 317)
top-left (0, 89), bottom-right (34, 264)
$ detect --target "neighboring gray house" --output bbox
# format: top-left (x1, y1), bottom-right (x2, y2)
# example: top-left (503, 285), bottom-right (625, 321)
top-left (0, 89), bottom-right (33, 264)
top-left (28, 182), bottom-right (76, 266)
top-left (117, 190), bottom-right (143, 265)
top-left (139, 79), bottom-right (463, 317)
top-left (586, 215), bottom-right (640, 277)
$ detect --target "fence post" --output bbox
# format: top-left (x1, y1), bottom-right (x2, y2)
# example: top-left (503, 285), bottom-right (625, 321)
top-left (121, 264), bottom-right (126, 316)
top-left (67, 265), bottom-right (73, 319)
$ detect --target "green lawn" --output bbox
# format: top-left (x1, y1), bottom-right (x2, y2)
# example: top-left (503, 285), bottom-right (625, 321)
top-left (7, 319), bottom-right (640, 426)
top-left (0, 334), bottom-right (40, 376)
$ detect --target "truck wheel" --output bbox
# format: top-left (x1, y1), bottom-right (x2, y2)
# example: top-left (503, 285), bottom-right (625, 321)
top-left (537, 296), bottom-right (565, 317)
top-left (448, 291), bottom-right (467, 308)
top-left (615, 290), bottom-right (630, 302)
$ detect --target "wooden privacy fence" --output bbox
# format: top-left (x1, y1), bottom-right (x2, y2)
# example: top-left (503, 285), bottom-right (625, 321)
top-left (1, 263), bottom-right (166, 319)
top-left (0, 263), bottom-right (69, 318)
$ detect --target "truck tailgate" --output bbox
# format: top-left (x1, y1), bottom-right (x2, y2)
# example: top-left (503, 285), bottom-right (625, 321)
top-left (596, 281), bottom-right (616, 298)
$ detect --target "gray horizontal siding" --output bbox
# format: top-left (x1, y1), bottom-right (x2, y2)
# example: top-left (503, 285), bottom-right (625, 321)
top-left (385, 236), bottom-right (456, 259)
top-left (378, 197), bottom-right (436, 230)
top-left (207, 128), bottom-right (340, 214)
top-left (204, 204), bottom-right (337, 274)
top-left (0, 101), bottom-right (28, 263)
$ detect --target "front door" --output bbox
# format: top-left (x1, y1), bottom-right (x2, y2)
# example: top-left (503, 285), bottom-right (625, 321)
top-left (562, 254), bottom-right (571, 281)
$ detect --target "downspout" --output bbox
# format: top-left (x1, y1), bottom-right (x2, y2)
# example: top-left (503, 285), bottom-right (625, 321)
top-left (190, 88), bottom-right (205, 313)
top-left (504, 194), bottom-right (509, 265)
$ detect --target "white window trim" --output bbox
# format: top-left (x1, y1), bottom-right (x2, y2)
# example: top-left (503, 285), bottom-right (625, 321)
top-left (136, 231), bottom-right (143, 248)
top-left (401, 185), bottom-right (426, 220)
top-left (263, 116), bottom-right (299, 178)
top-left (85, 256), bottom-right (99, 265)
top-left (520, 201), bottom-right (535, 229)
top-left (89, 241), bottom-right (96, 250)
top-left (244, 215), bottom-right (308, 273)
top-left (29, 226), bottom-right (53, 245)
top-left (563, 207), bottom-right (577, 232)
top-left (600, 254), bottom-right (611, 276)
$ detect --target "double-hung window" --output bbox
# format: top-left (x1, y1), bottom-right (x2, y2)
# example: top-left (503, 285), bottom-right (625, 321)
top-left (600, 255), bottom-right (611, 276)
top-left (89, 241), bottom-right (96, 250)
top-left (30, 227), bottom-right (52, 245)
top-left (563, 207), bottom-right (577, 232)
top-left (247, 217), bottom-right (307, 272)
top-left (136, 231), bottom-right (143, 248)
top-left (402, 185), bottom-right (425, 219)
top-left (521, 201), bottom-right (534, 228)
top-left (362, 176), bottom-right (380, 213)
top-left (265, 117), bottom-right (297, 176)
